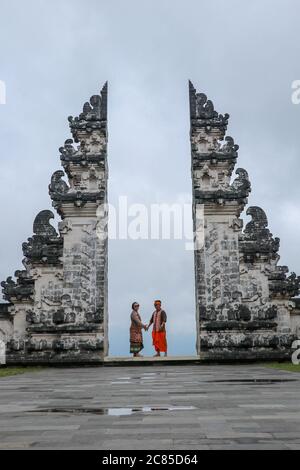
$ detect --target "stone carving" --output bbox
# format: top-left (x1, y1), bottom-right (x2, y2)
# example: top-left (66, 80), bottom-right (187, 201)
top-left (49, 183), bottom-right (104, 214)
top-left (245, 206), bottom-right (268, 231)
top-left (194, 165), bottom-right (251, 205)
top-left (269, 270), bottom-right (300, 298)
top-left (59, 139), bottom-right (78, 160)
top-left (33, 210), bottom-right (58, 238)
top-left (219, 136), bottom-right (239, 154)
top-left (58, 220), bottom-right (72, 235)
top-left (80, 134), bottom-right (107, 155)
top-left (239, 206), bottom-right (280, 261)
top-left (22, 210), bottom-right (63, 266)
top-left (189, 81), bottom-right (229, 133)
top-left (1, 271), bottom-right (34, 302)
top-left (230, 168), bottom-right (251, 195)
top-left (195, 93), bottom-right (218, 119)
top-left (49, 170), bottom-right (69, 196)
top-left (68, 82), bottom-right (108, 142)
top-left (59, 136), bottom-right (107, 167)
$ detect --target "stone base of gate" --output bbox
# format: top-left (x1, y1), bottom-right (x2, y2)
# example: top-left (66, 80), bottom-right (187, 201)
top-left (4, 352), bottom-right (293, 366)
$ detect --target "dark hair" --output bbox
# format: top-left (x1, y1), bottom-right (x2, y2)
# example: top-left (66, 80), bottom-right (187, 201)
top-left (132, 302), bottom-right (139, 309)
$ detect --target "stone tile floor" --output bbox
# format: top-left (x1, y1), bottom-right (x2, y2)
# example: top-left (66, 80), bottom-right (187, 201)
top-left (0, 364), bottom-right (299, 450)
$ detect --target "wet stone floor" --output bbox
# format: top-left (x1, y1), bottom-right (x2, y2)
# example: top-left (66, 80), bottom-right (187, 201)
top-left (0, 364), bottom-right (300, 450)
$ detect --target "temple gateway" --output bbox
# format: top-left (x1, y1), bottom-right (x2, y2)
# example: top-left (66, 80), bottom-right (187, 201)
top-left (0, 82), bottom-right (299, 364)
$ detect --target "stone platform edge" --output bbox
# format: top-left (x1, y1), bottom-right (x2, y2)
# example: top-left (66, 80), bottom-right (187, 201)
top-left (2, 351), bottom-right (293, 367)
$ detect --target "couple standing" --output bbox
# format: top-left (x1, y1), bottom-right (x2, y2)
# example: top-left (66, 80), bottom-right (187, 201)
top-left (130, 300), bottom-right (167, 357)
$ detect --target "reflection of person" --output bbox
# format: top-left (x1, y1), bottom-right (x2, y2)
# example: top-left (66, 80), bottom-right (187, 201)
top-left (130, 302), bottom-right (147, 357)
top-left (147, 300), bottom-right (168, 357)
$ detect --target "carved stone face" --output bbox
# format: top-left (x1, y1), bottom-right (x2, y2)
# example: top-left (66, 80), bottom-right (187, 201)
top-left (77, 132), bottom-right (106, 154)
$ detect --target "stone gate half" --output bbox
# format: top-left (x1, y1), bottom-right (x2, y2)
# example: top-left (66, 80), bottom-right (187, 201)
top-left (189, 81), bottom-right (300, 360)
top-left (0, 84), bottom-right (109, 363)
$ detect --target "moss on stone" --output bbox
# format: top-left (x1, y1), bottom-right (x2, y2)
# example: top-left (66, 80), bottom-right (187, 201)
top-left (0, 366), bottom-right (44, 378)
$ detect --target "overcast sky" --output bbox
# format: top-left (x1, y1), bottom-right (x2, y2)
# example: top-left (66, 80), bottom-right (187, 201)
top-left (0, 0), bottom-right (299, 356)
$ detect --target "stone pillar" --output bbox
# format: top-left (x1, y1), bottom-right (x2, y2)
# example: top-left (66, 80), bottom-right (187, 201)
top-left (48, 83), bottom-right (109, 362)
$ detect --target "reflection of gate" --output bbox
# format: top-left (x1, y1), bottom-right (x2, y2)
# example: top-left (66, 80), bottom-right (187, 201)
top-left (0, 340), bottom-right (6, 365)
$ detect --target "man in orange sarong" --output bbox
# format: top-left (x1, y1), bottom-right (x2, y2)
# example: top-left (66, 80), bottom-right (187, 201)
top-left (147, 300), bottom-right (167, 357)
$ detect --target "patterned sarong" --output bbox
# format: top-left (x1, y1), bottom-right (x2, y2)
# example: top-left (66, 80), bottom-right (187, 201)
top-left (130, 311), bottom-right (144, 354)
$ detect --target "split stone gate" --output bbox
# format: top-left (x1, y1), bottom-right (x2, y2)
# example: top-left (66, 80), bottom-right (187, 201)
top-left (0, 82), bottom-right (299, 364)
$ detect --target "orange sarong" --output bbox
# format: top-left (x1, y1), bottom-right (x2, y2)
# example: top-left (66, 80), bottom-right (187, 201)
top-left (152, 330), bottom-right (167, 353)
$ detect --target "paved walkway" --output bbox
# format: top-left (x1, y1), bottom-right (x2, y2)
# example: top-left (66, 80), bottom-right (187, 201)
top-left (0, 364), bottom-right (300, 449)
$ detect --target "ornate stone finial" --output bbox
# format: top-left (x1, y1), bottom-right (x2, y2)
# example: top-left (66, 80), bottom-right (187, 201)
top-left (240, 206), bottom-right (280, 262)
top-left (59, 139), bottom-right (77, 160)
top-left (269, 269), bottom-right (300, 299)
top-left (244, 207), bottom-right (268, 232)
top-left (220, 136), bottom-right (239, 155)
top-left (1, 213), bottom-right (61, 302)
top-left (230, 168), bottom-right (251, 196)
top-left (1, 277), bottom-right (15, 302)
top-left (286, 273), bottom-right (300, 297)
top-left (32, 210), bottom-right (58, 238)
top-left (189, 80), bottom-right (229, 133)
top-left (22, 210), bottom-right (63, 266)
top-left (49, 171), bottom-right (69, 199)
top-left (68, 82), bottom-right (108, 143)
top-left (1, 271), bottom-right (34, 302)
top-left (195, 93), bottom-right (218, 119)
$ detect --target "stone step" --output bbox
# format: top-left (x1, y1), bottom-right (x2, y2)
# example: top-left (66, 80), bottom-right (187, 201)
top-left (104, 355), bottom-right (202, 366)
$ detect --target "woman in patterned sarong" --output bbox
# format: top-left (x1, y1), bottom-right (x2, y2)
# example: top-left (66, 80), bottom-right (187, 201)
top-left (130, 302), bottom-right (147, 357)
